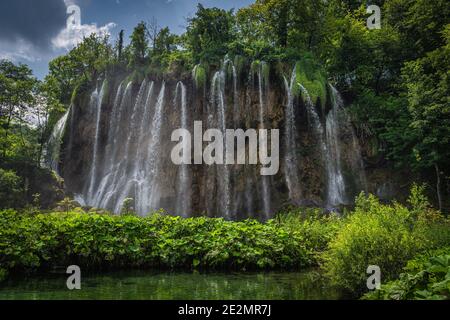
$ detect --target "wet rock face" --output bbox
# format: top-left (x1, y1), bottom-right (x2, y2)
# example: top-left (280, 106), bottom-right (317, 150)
top-left (57, 68), bottom-right (369, 219)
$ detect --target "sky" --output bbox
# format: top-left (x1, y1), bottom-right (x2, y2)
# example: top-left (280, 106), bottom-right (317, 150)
top-left (0, 0), bottom-right (254, 79)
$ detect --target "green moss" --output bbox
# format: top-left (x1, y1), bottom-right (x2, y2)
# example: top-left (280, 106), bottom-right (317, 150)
top-left (193, 64), bottom-right (207, 88)
top-left (294, 56), bottom-right (328, 108)
top-left (70, 85), bottom-right (80, 105)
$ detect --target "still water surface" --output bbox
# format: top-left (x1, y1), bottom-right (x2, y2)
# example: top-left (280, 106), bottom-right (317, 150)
top-left (0, 270), bottom-right (343, 300)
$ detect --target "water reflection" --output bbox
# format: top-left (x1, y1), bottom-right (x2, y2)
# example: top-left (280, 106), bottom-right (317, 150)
top-left (0, 270), bottom-right (343, 300)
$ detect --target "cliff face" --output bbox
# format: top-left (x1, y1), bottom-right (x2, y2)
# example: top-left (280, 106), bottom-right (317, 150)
top-left (53, 62), bottom-right (392, 219)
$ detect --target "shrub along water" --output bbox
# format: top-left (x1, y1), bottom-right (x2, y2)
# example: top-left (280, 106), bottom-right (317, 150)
top-left (320, 186), bottom-right (450, 295)
top-left (0, 186), bottom-right (448, 297)
top-left (0, 209), bottom-right (339, 276)
top-left (363, 247), bottom-right (450, 300)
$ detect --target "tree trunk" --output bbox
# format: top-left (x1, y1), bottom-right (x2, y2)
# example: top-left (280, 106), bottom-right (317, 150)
top-left (435, 163), bottom-right (442, 211)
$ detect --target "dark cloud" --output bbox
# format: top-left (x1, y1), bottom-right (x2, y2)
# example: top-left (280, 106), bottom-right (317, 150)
top-left (0, 0), bottom-right (67, 49)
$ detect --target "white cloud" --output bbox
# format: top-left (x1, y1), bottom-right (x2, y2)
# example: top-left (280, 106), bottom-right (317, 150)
top-left (0, 38), bottom-right (42, 62)
top-left (52, 2), bottom-right (116, 51)
top-left (52, 22), bottom-right (116, 50)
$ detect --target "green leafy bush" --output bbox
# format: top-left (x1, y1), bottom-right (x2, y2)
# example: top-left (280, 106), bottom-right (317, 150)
top-left (363, 247), bottom-right (450, 300)
top-left (320, 188), bottom-right (450, 294)
top-left (0, 169), bottom-right (23, 209)
top-left (0, 268), bottom-right (7, 282)
top-left (275, 207), bottom-right (343, 261)
top-left (0, 210), bottom-right (337, 276)
top-left (192, 64), bottom-right (207, 88)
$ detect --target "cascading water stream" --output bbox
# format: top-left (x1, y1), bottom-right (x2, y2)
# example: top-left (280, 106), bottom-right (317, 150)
top-left (87, 81), bottom-right (106, 203)
top-left (95, 81), bottom-right (133, 209)
top-left (257, 62), bottom-right (271, 218)
top-left (329, 85), bottom-right (368, 198)
top-left (134, 81), bottom-right (155, 181)
top-left (299, 85), bottom-right (327, 154)
top-left (211, 69), bottom-right (232, 218)
top-left (45, 106), bottom-right (71, 174)
top-left (112, 79), bottom-right (149, 213)
top-left (300, 84), bottom-right (346, 208)
top-left (140, 82), bottom-right (166, 214)
top-left (88, 80), bottom-right (125, 207)
top-left (325, 86), bottom-right (347, 207)
top-left (174, 81), bottom-right (191, 217)
top-left (283, 68), bottom-right (302, 203)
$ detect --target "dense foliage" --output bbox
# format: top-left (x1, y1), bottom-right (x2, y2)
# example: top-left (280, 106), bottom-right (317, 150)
top-left (321, 186), bottom-right (450, 294)
top-left (1, 187), bottom-right (448, 300)
top-left (363, 247), bottom-right (450, 300)
top-left (0, 209), bottom-right (339, 275)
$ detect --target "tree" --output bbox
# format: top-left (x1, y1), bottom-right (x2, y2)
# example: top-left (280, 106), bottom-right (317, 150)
top-left (0, 60), bottom-right (37, 159)
top-left (401, 26), bottom-right (450, 210)
top-left (185, 4), bottom-right (235, 64)
top-left (129, 21), bottom-right (149, 67)
top-left (385, 0), bottom-right (449, 59)
top-left (116, 29), bottom-right (125, 63)
top-left (47, 34), bottom-right (113, 104)
top-left (154, 27), bottom-right (177, 55)
top-left (147, 16), bottom-right (160, 51)
top-left (121, 198), bottom-right (135, 216)
top-left (0, 168), bottom-right (23, 209)
top-left (57, 197), bottom-right (77, 213)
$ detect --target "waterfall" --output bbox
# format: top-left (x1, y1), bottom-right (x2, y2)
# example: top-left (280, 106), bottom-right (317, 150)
top-left (211, 69), bottom-right (232, 218)
top-left (257, 62), bottom-right (271, 218)
top-left (112, 79), bottom-right (149, 213)
top-left (174, 81), bottom-right (192, 217)
top-left (94, 81), bottom-right (132, 210)
top-left (140, 82), bottom-right (166, 214)
top-left (329, 85), bottom-right (368, 200)
top-left (325, 87), bottom-right (347, 207)
top-left (89, 80), bottom-right (126, 208)
top-left (58, 59), bottom-right (369, 219)
top-left (84, 80), bottom-right (165, 215)
top-left (87, 81), bottom-right (106, 203)
top-left (300, 84), bottom-right (347, 207)
top-left (299, 85), bottom-right (327, 153)
top-left (45, 106), bottom-right (71, 174)
top-left (283, 67), bottom-right (302, 203)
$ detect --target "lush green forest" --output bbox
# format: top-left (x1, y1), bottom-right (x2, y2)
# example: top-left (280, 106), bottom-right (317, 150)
top-left (0, 0), bottom-right (449, 300)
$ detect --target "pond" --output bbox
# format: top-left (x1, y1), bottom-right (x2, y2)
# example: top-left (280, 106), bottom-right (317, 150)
top-left (0, 270), bottom-right (343, 300)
